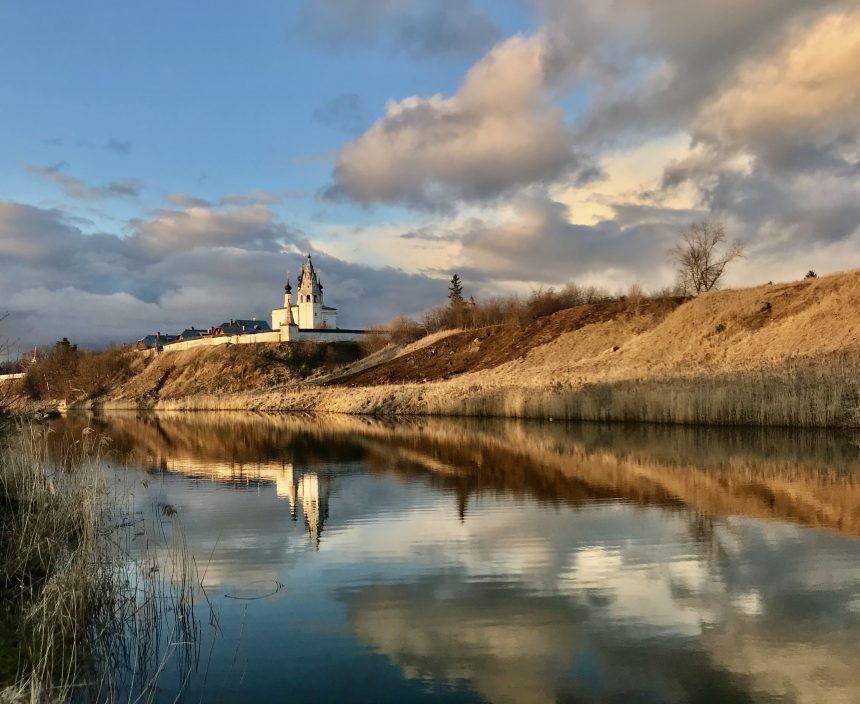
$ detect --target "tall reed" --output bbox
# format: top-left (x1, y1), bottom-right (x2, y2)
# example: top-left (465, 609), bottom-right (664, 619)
top-left (0, 422), bottom-right (200, 702)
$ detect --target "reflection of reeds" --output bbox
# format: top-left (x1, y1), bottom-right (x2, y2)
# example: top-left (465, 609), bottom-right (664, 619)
top-left (0, 423), bottom-right (201, 702)
top-left (52, 410), bottom-right (860, 538)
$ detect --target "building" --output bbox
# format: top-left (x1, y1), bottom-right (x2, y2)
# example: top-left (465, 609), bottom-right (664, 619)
top-left (140, 255), bottom-right (368, 353)
top-left (137, 332), bottom-right (178, 350)
top-left (213, 319), bottom-right (271, 336)
top-left (269, 254), bottom-right (366, 343)
top-left (272, 255), bottom-right (338, 330)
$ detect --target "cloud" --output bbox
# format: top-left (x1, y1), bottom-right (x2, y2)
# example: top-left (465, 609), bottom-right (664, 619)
top-left (165, 193), bottom-right (211, 208)
top-left (327, 35), bottom-right (580, 209)
top-left (402, 191), bottom-right (698, 289)
top-left (293, 0), bottom-right (501, 58)
top-left (28, 163), bottom-right (141, 200)
top-left (217, 190), bottom-right (306, 207)
top-left (0, 200), bottom-right (446, 348)
top-left (536, 0), bottom-right (844, 146)
top-left (312, 93), bottom-right (367, 135)
top-left (693, 6), bottom-right (860, 169)
top-left (105, 138), bottom-right (131, 155)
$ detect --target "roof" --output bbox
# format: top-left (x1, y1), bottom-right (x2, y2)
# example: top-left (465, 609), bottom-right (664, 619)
top-left (322, 306), bottom-right (337, 311)
top-left (179, 328), bottom-right (206, 339)
top-left (217, 319), bottom-right (272, 334)
top-left (137, 333), bottom-right (178, 349)
top-left (236, 319), bottom-right (271, 330)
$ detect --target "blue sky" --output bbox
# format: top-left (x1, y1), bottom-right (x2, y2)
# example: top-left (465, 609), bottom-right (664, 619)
top-left (2, 0), bottom-right (859, 348)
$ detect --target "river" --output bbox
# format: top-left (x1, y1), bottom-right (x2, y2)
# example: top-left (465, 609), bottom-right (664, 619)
top-left (48, 412), bottom-right (860, 703)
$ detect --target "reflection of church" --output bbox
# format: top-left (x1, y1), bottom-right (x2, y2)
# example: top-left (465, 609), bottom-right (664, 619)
top-left (152, 455), bottom-right (333, 548)
top-left (281, 467), bottom-right (331, 549)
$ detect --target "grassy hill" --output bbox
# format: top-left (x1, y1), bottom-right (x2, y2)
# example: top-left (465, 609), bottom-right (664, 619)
top-left (62, 268), bottom-right (860, 427)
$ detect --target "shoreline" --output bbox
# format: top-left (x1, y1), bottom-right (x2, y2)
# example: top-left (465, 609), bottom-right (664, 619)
top-left (69, 359), bottom-right (860, 429)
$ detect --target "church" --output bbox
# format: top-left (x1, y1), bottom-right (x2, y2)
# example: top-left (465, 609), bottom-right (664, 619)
top-left (270, 255), bottom-right (367, 342)
top-left (140, 254), bottom-right (367, 352)
top-left (272, 254), bottom-right (338, 330)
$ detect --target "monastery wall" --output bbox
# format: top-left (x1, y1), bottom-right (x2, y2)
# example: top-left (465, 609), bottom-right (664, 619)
top-left (151, 327), bottom-right (366, 354)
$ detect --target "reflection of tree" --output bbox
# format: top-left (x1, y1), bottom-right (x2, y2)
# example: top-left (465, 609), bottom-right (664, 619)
top-left (685, 512), bottom-right (729, 565)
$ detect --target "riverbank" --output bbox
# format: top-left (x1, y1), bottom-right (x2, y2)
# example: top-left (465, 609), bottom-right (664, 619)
top-left (50, 269), bottom-right (860, 427)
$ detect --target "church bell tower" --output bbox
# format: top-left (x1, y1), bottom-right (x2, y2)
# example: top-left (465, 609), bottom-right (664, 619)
top-left (296, 255), bottom-right (323, 329)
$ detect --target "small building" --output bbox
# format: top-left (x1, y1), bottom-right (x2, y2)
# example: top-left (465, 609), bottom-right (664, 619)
top-left (178, 327), bottom-right (208, 340)
top-left (214, 319), bottom-right (272, 336)
top-left (136, 332), bottom-right (178, 350)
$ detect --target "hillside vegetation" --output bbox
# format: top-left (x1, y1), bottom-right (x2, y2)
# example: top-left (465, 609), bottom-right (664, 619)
top-left (58, 268), bottom-right (860, 427)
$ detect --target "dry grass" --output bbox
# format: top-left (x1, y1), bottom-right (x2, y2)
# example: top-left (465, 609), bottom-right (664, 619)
top-left (0, 425), bottom-right (107, 698)
top-left (0, 423), bottom-right (200, 702)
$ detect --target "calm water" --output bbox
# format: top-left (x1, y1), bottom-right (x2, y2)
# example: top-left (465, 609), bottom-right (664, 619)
top-left (50, 413), bottom-right (860, 703)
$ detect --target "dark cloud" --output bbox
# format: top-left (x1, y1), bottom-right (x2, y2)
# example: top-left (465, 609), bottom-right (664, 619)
top-left (535, 0), bottom-right (844, 146)
top-left (455, 194), bottom-right (689, 285)
top-left (105, 138), bottom-right (131, 155)
top-left (293, 0), bottom-right (501, 58)
top-left (28, 163), bottom-right (141, 201)
top-left (312, 93), bottom-right (367, 135)
top-left (0, 200), bottom-right (446, 349)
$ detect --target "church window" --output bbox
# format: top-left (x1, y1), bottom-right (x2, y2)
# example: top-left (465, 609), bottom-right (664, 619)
top-left (313, 295), bottom-right (318, 302)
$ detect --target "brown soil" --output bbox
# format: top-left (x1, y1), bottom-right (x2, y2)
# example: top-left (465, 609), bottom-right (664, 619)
top-left (334, 297), bottom-right (685, 386)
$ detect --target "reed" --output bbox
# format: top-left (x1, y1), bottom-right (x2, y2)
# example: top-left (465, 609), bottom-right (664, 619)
top-left (0, 422), bottom-right (200, 702)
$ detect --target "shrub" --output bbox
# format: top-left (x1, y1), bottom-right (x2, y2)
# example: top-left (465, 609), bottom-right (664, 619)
top-left (24, 342), bottom-right (135, 402)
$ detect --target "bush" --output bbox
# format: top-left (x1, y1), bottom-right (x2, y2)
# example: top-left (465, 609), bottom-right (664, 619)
top-left (23, 342), bottom-right (134, 402)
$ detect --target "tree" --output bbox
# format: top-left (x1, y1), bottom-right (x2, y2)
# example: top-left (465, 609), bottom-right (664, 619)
top-left (805, 270), bottom-right (818, 279)
top-left (448, 274), bottom-right (464, 307)
top-left (447, 274), bottom-right (466, 327)
top-left (670, 221), bottom-right (745, 295)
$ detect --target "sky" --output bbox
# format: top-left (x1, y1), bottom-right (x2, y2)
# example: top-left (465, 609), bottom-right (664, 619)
top-left (1, 0), bottom-right (860, 350)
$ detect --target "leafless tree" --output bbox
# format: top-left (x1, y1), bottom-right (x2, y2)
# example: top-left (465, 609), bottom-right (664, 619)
top-left (670, 220), bottom-right (745, 295)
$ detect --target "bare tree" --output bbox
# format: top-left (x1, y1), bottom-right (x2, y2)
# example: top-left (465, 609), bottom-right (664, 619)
top-left (670, 220), bottom-right (745, 295)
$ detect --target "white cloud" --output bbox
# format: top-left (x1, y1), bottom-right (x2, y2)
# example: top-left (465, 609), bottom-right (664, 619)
top-left (328, 35), bottom-right (579, 208)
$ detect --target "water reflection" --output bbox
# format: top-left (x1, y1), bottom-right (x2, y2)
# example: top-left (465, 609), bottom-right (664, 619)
top-left (46, 412), bottom-right (860, 703)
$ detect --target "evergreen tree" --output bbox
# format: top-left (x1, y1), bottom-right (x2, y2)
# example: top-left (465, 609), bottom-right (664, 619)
top-left (448, 274), bottom-right (464, 307)
top-left (448, 274), bottom-right (466, 328)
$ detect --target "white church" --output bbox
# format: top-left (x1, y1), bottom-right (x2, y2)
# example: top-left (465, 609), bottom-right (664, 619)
top-left (146, 254), bottom-right (367, 352)
top-left (270, 255), bottom-right (367, 342)
top-left (272, 254), bottom-right (338, 330)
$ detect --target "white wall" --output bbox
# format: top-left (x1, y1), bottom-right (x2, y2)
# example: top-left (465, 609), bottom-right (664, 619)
top-left (153, 327), bottom-right (367, 353)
